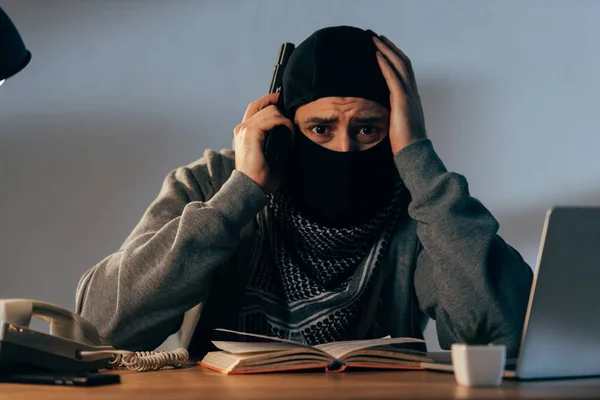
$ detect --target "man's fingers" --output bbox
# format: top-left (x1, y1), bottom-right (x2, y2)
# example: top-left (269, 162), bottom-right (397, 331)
top-left (250, 113), bottom-right (295, 136)
top-left (243, 92), bottom-right (280, 121)
top-left (373, 36), bottom-right (412, 95)
top-left (376, 51), bottom-right (405, 108)
top-left (380, 35), bottom-right (416, 85)
top-left (244, 105), bottom-right (284, 127)
top-left (239, 112), bottom-right (294, 141)
top-left (235, 105), bottom-right (292, 137)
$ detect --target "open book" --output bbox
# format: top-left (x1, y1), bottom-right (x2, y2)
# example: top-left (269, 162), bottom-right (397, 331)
top-left (199, 329), bottom-right (433, 374)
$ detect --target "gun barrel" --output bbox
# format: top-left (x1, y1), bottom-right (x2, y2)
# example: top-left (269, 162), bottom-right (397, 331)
top-left (268, 43), bottom-right (295, 94)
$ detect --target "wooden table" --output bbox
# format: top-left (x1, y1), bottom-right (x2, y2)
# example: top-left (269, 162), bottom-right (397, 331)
top-left (2, 364), bottom-right (600, 399)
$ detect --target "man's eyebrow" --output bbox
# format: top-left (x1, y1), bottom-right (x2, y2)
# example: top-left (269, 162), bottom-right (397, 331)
top-left (353, 116), bottom-right (387, 124)
top-left (300, 116), bottom-right (339, 124)
top-left (299, 116), bottom-right (387, 125)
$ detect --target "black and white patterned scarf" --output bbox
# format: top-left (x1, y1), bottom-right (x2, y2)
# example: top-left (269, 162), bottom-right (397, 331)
top-left (238, 181), bottom-right (404, 345)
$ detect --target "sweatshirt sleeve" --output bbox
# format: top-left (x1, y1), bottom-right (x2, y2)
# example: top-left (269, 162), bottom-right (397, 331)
top-left (394, 139), bottom-right (533, 357)
top-left (75, 161), bottom-right (268, 351)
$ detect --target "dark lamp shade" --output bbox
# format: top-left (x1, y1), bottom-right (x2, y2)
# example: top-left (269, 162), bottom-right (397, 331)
top-left (0, 7), bottom-right (31, 81)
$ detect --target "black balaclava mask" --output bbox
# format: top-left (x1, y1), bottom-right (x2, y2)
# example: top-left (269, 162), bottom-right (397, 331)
top-left (281, 26), bottom-right (398, 228)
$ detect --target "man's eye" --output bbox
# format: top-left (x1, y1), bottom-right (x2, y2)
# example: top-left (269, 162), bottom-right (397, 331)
top-left (358, 126), bottom-right (381, 136)
top-left (310, 125), bottom-right (331, 135)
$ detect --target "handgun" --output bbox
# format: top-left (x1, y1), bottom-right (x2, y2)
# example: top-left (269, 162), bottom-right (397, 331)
top-left (263, 42), bottom-right (295, 168)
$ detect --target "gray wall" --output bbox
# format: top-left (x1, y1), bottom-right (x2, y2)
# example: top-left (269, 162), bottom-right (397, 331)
top-left (1, 0), bottom-right (599, 351)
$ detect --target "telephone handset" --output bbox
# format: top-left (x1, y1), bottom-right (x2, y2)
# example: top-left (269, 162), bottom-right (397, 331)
top-left (0, 299), bottom-right (109, 346)
top-left (0, 299), bottom-right (188, 373)
top-left (263, 42), bottom-right (295, 168)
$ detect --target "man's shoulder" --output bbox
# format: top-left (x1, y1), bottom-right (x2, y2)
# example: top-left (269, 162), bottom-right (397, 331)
top-left (183, 148), bottom-right (235, 174)
top-left (186, 147), bottom-right (235, 182)
top-left (165, 149), bottom-right (236, 201)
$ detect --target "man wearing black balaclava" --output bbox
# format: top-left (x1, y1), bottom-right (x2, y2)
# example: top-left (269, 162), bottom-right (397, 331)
top-left (76, 26), bottom-right (533, 358)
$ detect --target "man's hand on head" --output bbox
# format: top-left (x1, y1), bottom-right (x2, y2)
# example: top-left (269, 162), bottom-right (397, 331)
top-left (373, 35), bottom-right (427, 155)
top-left (234, 92), bottom-right (295, 194)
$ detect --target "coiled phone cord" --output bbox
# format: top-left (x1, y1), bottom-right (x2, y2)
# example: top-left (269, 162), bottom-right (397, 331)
top-left (115, 348), bottom-right (189, 372)
top-left (80, 348), bottom-right (189, 372)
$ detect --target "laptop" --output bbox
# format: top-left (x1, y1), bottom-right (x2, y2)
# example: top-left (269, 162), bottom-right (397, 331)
top-left (422, 206), bottom-right (600, 380)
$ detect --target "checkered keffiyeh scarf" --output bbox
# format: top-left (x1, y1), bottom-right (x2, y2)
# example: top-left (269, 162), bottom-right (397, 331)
top-left (238, 182), bottom-right (404, 345)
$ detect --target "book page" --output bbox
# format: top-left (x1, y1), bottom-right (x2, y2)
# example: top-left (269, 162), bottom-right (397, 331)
top-left (315, 337), bottom-right (425, 360)
top-left (214, 328), bottom-right (312, 347)
top-left (342, 348), bottom-right (433, 363)
top-left (212, 328), bottom-right (329, 357)
top-left (212, 341), bottom-right (309, 354)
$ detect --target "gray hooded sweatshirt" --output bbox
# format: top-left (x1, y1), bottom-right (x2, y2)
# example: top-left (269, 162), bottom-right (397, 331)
top-left (75, 139), bottom-right (533, 357)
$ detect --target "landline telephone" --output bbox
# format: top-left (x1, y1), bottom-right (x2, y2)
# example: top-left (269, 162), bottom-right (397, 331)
top-left (0, 299), bottom-right (188, 374)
